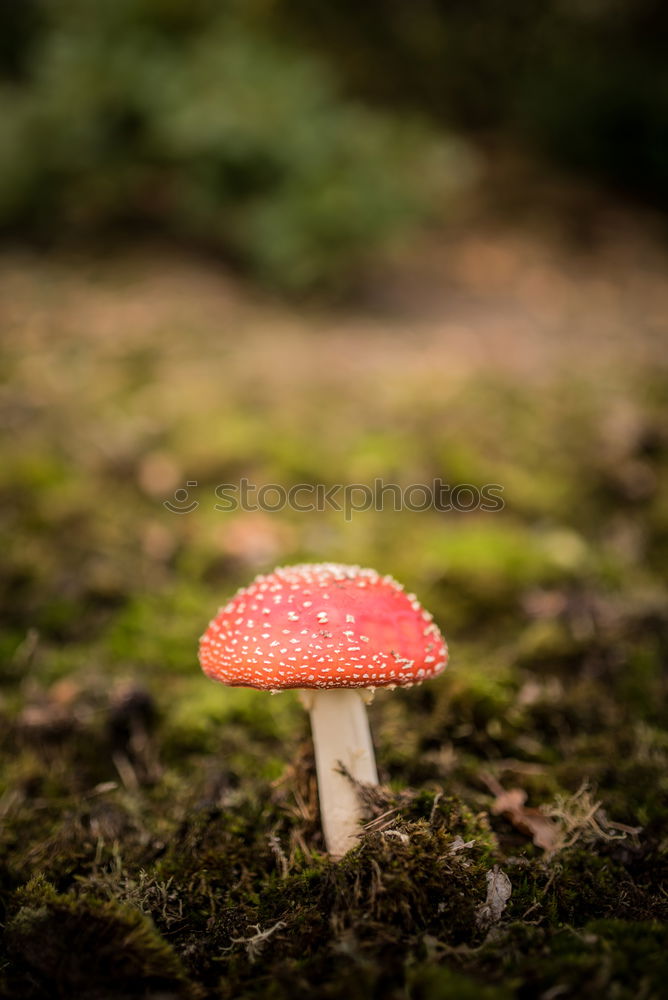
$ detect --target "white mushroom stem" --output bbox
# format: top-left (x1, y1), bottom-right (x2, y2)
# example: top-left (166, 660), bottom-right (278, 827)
top-left (300, 688), bottom-right (378, 858)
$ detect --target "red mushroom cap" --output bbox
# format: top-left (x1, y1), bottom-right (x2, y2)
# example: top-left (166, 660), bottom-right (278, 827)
top-left (199, 563), bottom-right (448, 691)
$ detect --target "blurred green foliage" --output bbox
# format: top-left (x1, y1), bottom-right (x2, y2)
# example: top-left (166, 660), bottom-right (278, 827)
top-left (2, 0), bottom-right (665, 290)
top-left (0, 0), bottom-right (468, 290)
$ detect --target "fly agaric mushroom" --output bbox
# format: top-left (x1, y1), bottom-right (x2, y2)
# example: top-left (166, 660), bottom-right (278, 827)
top-left (198, 563), bottom-right (447, 857)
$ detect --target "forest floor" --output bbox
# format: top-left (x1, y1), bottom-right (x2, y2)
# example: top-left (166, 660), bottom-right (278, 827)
top-left (1, 186), bottom-right (667, 999)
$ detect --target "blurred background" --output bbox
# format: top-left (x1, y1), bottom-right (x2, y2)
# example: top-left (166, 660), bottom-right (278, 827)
top-left (1, 2), bottom-right (667, 998)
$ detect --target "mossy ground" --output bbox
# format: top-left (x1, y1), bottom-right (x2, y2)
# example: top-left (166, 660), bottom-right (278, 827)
top-left (1, 214), bottom-right (667, 998)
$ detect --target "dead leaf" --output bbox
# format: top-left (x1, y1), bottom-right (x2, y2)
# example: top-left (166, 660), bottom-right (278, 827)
top-left (484, 776), bottom-right (560, 853)
top-left (476, 866), bottom-right (512, 928)
top-left (449, 836), bottom-right (476, 854)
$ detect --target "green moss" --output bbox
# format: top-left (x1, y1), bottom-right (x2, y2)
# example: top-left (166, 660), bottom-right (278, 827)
top-left (1, 260), bottom-right (667, 998)
top-left (515, 919), bottom-right (668, 999)
top-left (105, 584), bottom-right (211, 674)
top-left (407, 965), bottom-right (514, 1000)
top-left (5, 876), bottom-right (194, 999)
